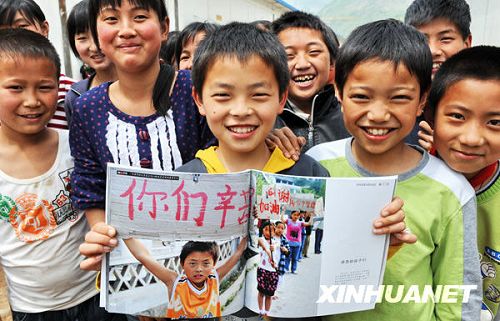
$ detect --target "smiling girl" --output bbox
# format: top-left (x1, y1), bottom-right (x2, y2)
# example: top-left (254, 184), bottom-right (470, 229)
top-left (70, 0), bottom-right (215, 267)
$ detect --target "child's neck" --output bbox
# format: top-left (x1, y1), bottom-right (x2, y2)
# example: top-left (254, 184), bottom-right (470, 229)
top-left (352, 140), bottom-right (422, 175)
top-left (216, 143), bottom-right (271, 172)
top-left (110, 63), bottom-right (161, 116)
top-left (91, 68), bottom-right (117, 88)
top-left (466, 161), bottom-right (499, 191)
top-left (0, 128), bottom-right (58, 179)
top-left (289, 96), bottom-right (313, 115)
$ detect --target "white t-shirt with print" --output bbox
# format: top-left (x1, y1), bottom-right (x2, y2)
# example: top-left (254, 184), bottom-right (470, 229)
top-left (0, 130), bottom-right (96, 312)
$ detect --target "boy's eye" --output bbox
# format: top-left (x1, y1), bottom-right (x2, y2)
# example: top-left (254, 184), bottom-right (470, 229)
top-left (447, 112), bottom-right (465, 120)
top-left (440, 37), bottom-right (454, 43)
top-left (350, 94), bottom-right (369, 101)
top-left (309, 50), bottom-right (322, 56)
top-left (40, 85), bottom-right (56, 91)
top-left (212, 92), bottom-right (230, 99)
top-left (392, 95), bottom-right (411, 102)
top-left (180, 55), bottom-right (189, 61)
top-left (253, 92), bottom-right (270, 99)
top-left (488, 119), bottom-right (500, 127)
top-left (7, 85), bottom-right (23, 91)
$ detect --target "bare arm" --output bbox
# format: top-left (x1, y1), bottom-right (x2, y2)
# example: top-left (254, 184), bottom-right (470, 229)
top-left (216, 237), bottom-right (248, 280)
top-left (124, 238), bottom-right (178, 291)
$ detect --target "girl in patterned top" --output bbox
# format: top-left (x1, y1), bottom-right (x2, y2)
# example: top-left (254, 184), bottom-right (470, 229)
top-left (70, 0), bottom-right (215, 270)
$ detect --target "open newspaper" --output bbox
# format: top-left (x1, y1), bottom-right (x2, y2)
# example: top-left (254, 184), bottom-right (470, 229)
top-left (101, 163), bottom-right (397, 318)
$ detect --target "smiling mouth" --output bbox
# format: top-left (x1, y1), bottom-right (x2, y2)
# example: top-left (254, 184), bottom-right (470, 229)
top-left (432, 62), bottom-right (442, 71)
top-left (19, 114), bottom-right (42, 119)
top-left (227, 126), bottom-right (257, 134)
top-left (364, 127), bottom-right (393, 136)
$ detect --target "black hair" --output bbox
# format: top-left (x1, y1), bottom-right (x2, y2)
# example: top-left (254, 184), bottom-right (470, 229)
top-left (275, 221), bottom-right (285, 228)
top-left (404, 0), bottom-right (471, 40)
top-left (192, 22), bottom-right (290, 100)
top-left (0, 0), bottom-right (45, 27)
top-left (160, 31), bottom-right (180, 67)
top-left (179, 241), bottom-right (219, 265)
top-left (0, 28), bottom-right (60, 79)
top-left (271, 11), bottom-right (339, 63)
top-left (251, 20), bottom-right (272, 32)
top-left (426, 46), bottom-right (500, 125)
top-left (67, 0), bottom-right (91, 58)
top-left (88, 0), bottom-right (173, 116)
top-left (335, 19), bottom-right (432, 99)
top-left (175, 22), bottom-right (219, 69)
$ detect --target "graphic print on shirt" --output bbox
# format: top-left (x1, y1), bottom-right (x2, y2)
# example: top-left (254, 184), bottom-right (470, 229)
top-left (1, 169), bottom-right (79, 243)
top-left (9, 193), bottom-right (57, 243)
top-left (480, 248), bottom-right (500, 321)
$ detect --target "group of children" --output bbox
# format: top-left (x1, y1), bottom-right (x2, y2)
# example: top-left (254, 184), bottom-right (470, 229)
top-left (0, 0), bottom-right (497, 320)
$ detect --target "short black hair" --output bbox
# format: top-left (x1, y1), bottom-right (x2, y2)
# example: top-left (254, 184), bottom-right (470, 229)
top-left (180, 241), bottom-right (219, 266)
top-left (176, 22), bottom-right (219, 68)
top-left (335, 19), bottom-right (432, 99)
top-left (426, 46), bottom-right (500, 125)
top-left (271, 11), bottom-right (338, 63)
top-left (192, 22), bottom-right (290, 100)
top-left (0, 28), bottom-right (60, 79)
top-left (251, 20), bottom-right (272, 32)
top-left (67, 0), bottom-right (90, 58)
top-left (0, 0), bottom-right (45, 27)
top-left (405, 0), bottom-right (471, 40)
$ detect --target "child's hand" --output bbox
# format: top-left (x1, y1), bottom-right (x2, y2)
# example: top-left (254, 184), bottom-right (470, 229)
top-left (265, 127), bottom-right (305, 161)
top-left (372, 197), bottom-right (417, 245)
top-left (281, 246), bottom-right (288, 254)
top-left (418, 120), bottom-right (434, 152)
top-left (79, 222), bottom-right (118, 271)
top-left (270, 244), bottom-right (275, 251)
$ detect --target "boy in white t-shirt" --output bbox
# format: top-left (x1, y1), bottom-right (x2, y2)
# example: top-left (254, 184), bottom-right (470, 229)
top-left (0, 28), bottom-right (124, 321)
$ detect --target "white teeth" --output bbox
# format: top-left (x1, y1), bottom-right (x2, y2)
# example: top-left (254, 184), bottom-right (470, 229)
top-left (293, 75), bottom-right (315, 82)
top-left (22, 114), bottom-right (40, 118)
top-left (432, 62), bottom-right (441, 69)
top-left (366, 128), bottom-right (389, 136)
top-left (229, 126), bottom-right (256, 134)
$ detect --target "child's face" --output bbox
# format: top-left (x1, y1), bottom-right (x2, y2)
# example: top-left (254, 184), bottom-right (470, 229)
top-left (416, 18), bottom-right (471, 77)
top-left (179, 31), bottom-right (206, 71)
top-left (291, 211), bottom-right (300, 221)
top-left (0, 11), bottom-right (49, 37)
top-left (194, 55), bottom-right (286, 157)
top-left (275, 223), bottom-right (284, 236)
top-left (340, 59), bottom-right (424, 161)
top-left (182, 251), bottom-right (215, 288)
top-left (277, 27), bottom-right (332, 110)
top-left (0, 57), bottom-right (58, 136)
top-left (263, 224), bottom-right (274, 239)
top-left (96, 0), bottom-right (168, 73)
top-left (433, 79), bottom-right (500, 178)
top-left (75, 30), bottom-right (114, 72)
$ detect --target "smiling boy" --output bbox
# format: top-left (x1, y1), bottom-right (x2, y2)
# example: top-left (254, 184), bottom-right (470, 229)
top-left (425, 46), bottom-right (500, 321)
top-left (307, 19), bottom-right (481, 320)
top-left (270, 11), bottom-right (350, 152)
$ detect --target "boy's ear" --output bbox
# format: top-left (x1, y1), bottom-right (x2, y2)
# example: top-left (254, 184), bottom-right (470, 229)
top-left (40, 20), bottom-right (49, 38)
top-left (464, 34), bottom-right (472, 48)
top-left (278, 89), bottom-right (288, 114)
top-left (160, 17), bottom-right (170, 41)
top-left (192, 88), bottom-right (206, 116)
top-left (417, 90), bottom-right (429, 117)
